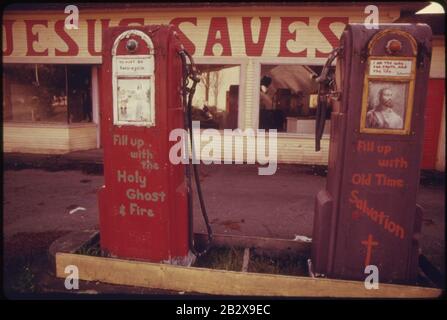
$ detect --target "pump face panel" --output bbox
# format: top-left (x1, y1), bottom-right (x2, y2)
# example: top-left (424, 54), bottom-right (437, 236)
top-left (112, 30), bottom-right (156, 127)
top-left (359, 30), bottom-right (418, 136)
top-left (312, 24), bottom-right (432, 283)
top-left (98, 26), bottom-right (189, 263)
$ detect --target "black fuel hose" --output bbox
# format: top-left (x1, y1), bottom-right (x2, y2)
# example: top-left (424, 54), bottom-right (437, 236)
top-left (315, 47), bottom-right (340, 152)
top-left (179, 49), bottom-right (213, 257)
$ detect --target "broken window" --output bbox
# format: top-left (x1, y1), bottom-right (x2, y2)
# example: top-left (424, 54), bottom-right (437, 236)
top-left (258, 64), bottom-right (333, 134)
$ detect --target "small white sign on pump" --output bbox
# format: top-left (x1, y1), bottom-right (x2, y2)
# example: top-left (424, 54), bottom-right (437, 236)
top-left (369, 59), bottom-right (412, 77)
top-left (116, 56), bottom-right (154, 76)
top-left (112, 30), bottom-right (156, 127)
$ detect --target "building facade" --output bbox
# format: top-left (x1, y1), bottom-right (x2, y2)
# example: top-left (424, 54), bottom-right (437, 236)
top-left (2, 3), bottom-right (445, 170)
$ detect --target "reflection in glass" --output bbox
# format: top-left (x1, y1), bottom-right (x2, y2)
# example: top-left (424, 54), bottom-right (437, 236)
top-left (3, 64), bottom-right (92, 124)
top-left (192, 64), bottom-right (240, 129)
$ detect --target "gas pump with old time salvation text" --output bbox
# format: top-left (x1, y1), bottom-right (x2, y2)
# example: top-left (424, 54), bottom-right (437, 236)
top-left (98, 25), bottom-right (211, 264)
top-left (311, 24), bottom-right (432, 283)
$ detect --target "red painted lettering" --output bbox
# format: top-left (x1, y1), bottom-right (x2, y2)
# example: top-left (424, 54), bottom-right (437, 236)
top-left (315, 17), bottom-right (348, 58)
top-left (204, 17), bottom-right (232, 56)
top-left (87, 19), bottom-right (110, 56)
top-left (54, 20), bottom-right (79, 56)
top-left (377, 157), bottom-right (408, 169)
top-left (242, 17), bottom-right (270, 56)
top-left (349, 189), bottom-right (360, 204)
top-left (169, 17), bottom-right (197, 55)
top-left (2, 20), bottom-right (15, 56)
top-left (25, 20), bottom-right (48, 56)
top-left (278, 17), bottom-right (309, 57)
top-left (352, 173), bottom-right (372, 186)
top-left (357, 140), bottom-right (375, 153)
top-left (349, 190), bottom-right (405, 239)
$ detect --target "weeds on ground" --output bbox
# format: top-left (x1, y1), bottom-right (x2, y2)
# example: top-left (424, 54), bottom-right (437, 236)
top-left (248, 252), bottom-right (308, 276)
top-left (76, 242), bottom-right (106, 257)
top-left (193, 247), bottom-right (243, 271)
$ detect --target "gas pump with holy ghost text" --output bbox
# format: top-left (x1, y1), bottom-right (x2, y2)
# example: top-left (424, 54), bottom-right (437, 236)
top-left (98, 25), bottom-right (211, 264)
top-left (311, 24), bottom-right (432, 283)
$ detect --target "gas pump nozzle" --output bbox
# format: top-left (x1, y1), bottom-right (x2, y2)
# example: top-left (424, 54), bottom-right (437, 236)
top-left (178, 49), bottom-right (213, 257)
top-left (314, 47), bottom-right (341, 152)
top-left (311, 24), bottom-right (432, 283)
top-left (190, 66), bottom-right (201, 83)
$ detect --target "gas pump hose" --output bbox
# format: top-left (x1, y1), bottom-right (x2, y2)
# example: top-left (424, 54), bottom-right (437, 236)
top-left (179, 49), bottom-right (213, 257)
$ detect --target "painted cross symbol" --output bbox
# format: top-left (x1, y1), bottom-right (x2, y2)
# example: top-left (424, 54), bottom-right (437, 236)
top-left (361, 234), bottom-right (379, 267)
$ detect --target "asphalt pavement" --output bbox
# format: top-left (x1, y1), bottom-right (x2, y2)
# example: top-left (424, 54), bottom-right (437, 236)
top-left (3, 151), bottom-right (445, 294)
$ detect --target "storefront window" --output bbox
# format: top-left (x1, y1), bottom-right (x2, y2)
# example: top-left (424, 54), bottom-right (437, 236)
top-left (192, 64), bottom-right (240, 129)
top-left (3, 64), bottom-right (92, 124)
top-left (258, 64), bottom-right (333, 133)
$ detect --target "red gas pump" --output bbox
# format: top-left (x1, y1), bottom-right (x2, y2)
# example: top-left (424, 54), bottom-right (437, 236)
top-left (98, 25), bottom-right (211, 264)
top-left (311, 24), bottom-right (432, 284)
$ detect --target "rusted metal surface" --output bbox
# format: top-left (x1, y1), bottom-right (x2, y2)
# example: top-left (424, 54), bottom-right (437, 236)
top-left (312, 24), bottom-right (433, 284)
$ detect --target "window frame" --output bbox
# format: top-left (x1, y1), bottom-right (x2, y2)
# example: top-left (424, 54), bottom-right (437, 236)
top-left (252, 57), bottom-right (331, 138)
top-left (193, 57), bottom-right (247, 130)
top-left (2, 62), bottom-right (99, 128)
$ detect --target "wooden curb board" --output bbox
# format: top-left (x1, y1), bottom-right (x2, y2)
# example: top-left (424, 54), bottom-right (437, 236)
top-left (55, 252), bottom-right (442, 298)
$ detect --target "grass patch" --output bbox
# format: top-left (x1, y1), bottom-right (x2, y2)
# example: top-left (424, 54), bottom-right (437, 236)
top-left (248, 251), bottom-right (308, 276)
top-left (193, 247), bottom-right (244, 271)
top-left (193, 247), bottom-right (309, 276)
top-left (75, 241), bottom-right (309, 277)
top-left (76, 241), bottom-right (108, 257)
